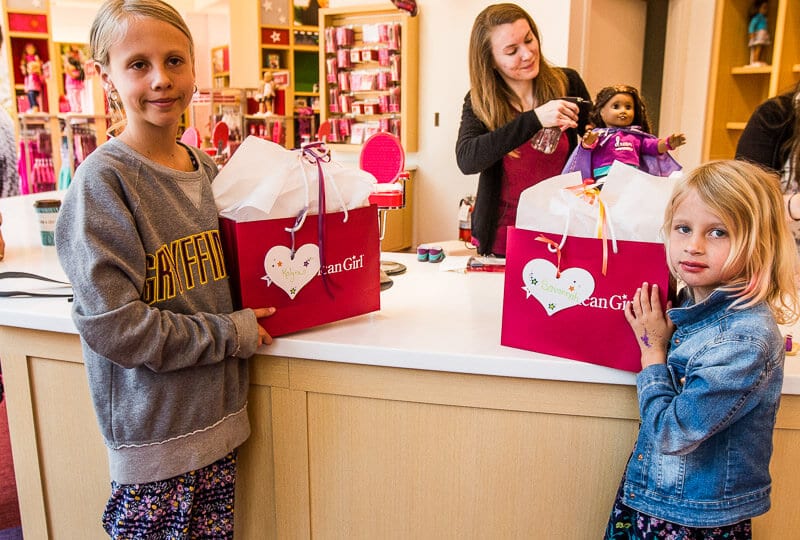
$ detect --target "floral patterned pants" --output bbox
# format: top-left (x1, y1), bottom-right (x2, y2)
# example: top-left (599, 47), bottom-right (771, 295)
top-left (102, 451), bottom-right (237, 539)
top-left (604, 480), bottom-right (752, 540)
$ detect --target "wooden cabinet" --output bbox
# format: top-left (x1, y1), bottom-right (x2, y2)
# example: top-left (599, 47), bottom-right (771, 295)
top-left (318, 5), bottom-right (418, 152)
top-left (259, 0), bottom-right (320, 148)
top-left (211, 45), bottom-right (231, 88)
top-left (703, 0), bottom-right (800, 161)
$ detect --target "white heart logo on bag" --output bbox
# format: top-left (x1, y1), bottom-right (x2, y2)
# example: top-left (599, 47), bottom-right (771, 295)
top-left (522, 258), bottom-right (595, 316)
top-left (263, 244), bottom-right (321, 299)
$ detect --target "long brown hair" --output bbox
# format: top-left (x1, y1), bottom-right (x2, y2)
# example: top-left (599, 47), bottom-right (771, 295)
top-left (789, 84), bottom-right (800, 186)
top-left (468, 3), bottom-right (566, 131)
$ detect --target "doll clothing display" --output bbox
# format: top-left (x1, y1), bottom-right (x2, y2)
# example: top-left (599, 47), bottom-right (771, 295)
top-left (562, 126), bottom-right (682, 180)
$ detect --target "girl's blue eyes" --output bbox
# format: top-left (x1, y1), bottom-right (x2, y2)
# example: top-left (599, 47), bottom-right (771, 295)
top-left (675, 225), bottom-right (728, 238)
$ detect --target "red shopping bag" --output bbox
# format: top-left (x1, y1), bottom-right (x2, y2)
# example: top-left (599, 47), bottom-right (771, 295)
top-left (220, 204), bottom-right (380, 337)
top-left (501, 226), bottom-right (670, 373)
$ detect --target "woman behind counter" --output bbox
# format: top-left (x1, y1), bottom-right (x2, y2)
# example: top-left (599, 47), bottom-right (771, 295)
top-left (735, 81), bottom-right (800, 249)
top-left (456, 3), bottom-right (590, 257)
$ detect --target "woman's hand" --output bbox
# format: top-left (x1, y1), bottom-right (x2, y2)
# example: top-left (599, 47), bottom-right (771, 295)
top-left (534, 99), bottom-right (579, 131)
top-left (624, 283), bottom-right (674, 368)
top-left (252, 307), bottom-right (276, 346)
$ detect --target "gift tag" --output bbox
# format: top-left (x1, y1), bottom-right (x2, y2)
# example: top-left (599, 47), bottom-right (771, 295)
top-left (522, 258), bottom-right (595, 315)
top-left (263, 244), bottom-right (321, 299)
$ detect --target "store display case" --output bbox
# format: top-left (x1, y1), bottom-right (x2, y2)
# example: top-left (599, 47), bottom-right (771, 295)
top-left (17, 112), bottom-right (57, 194)
top-left (259, 0), bottom-right (321, 148)
top-left (6, 4), bottom-right (54, 115)
top-left (703, 0), bottom-right (799, 161)
top-left (187, 87), bottom-right (253, 161)
top-left (319, 5), bottom-right (418, 151)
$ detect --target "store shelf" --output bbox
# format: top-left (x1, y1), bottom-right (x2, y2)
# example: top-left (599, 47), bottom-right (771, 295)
top-left (319, 5), bottom-right (418, 152)
top-left (704, 0), bottom-right (799, 161)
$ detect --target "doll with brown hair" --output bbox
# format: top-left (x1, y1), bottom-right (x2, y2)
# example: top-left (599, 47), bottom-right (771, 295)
top-left (64, 45), bottom-right (86, 112)
top-left (563, 84), bottom-right (685, 181)
top-left (19, 43), bottom-right (44, 112)
top-left (748, 1), bottom-right (770, 67)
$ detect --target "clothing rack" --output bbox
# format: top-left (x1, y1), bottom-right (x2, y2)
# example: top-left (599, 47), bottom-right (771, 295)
top-left (17, 113), bottom-right (57, 195)
top-left (57, 114), bottom-right (108, 188)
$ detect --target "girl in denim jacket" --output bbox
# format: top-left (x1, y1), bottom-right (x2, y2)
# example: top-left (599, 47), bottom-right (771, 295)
top-left (605, 160), bottom-right (799, 538)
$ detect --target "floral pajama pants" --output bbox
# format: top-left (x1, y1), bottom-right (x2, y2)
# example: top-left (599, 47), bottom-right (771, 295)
top-left (102, 451), bottom-right (237, 539)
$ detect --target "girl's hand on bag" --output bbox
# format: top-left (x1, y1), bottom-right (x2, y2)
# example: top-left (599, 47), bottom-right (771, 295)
top-left (623, 283), bottom-right (674, 368)
top-left (535, 99), bottom-right (579, 131)
top-left (252, 307), bottom-right (276, 346)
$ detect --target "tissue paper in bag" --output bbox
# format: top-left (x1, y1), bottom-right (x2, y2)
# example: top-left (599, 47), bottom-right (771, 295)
top-left (501, 162), bottom-right (677, 372)
top-left (214, 138), bottom-right (381, 337)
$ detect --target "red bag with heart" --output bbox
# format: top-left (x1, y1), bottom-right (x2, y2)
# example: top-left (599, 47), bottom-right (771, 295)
top-left (501, 163), bottom-right (677, 372)
top-left (215, 138), bottom-right (380, 336)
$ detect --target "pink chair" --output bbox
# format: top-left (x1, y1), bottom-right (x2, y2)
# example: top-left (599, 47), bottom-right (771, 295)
top-left (179, 127), bottom-right (200, 147)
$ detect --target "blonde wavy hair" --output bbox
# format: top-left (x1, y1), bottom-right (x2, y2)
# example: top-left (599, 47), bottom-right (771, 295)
top-left (663, 160), bottom-right (799, 324)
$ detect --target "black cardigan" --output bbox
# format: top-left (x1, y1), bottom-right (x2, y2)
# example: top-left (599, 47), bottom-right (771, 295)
top-left (455, 67), bottom-right (590, 255)
top-left (735, 91), bottom-right (795, 175)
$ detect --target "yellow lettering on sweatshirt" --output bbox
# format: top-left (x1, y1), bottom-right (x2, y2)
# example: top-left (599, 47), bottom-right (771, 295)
top-left (143, 230), bottom-right (228, 304)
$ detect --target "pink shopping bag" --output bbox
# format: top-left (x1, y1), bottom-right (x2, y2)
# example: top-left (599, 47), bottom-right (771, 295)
top-left (501, 226), bottom-right (671, 373)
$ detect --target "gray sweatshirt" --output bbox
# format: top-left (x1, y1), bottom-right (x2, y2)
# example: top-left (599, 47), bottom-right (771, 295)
top-left (55, 137), bottom-right (259, 484)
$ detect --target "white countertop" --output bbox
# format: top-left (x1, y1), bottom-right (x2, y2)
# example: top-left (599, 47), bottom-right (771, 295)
top-left (1, 192), bottom-right (799, 393)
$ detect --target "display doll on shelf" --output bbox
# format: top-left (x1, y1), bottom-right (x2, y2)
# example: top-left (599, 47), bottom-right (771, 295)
top-left (20, 43), bottom-right (44, 112)
top-left (748, 1), bottom-right (770, 67)
top-left (64, 46), bottom-right (86, 113)
top-left (562, 85), bottom-right (685, 181)
top-left (391, 0), bottom-right (417, 16)
top-left (256, 72), bottom-right (275, 115)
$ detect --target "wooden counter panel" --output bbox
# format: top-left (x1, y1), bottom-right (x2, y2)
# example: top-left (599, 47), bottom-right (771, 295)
top-left (306, 392), bottom-right (638, 539)
top-left (234, 385), bottom-right (278, 538)
top-left (289, 358), bottom-right (641, 420)
top-left (0, 328), bottom-right (108, 538)
top-left (2, 325), bottom-right (798, 538)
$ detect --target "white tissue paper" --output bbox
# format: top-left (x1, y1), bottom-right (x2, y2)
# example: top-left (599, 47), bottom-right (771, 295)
top-left (515, 160), bottom-right (681, 243)
top-left (212, 136), bottom-right (377, 223)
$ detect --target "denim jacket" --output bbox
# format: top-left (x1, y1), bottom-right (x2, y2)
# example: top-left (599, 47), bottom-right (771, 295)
top-left (621, 289), bottom-right (785, 527)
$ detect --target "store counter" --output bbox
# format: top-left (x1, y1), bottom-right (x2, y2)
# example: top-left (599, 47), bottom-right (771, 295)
top-left (1, 193), bottom-right (798, 538)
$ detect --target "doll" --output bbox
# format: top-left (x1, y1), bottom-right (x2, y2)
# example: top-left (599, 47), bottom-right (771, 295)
top-left (20, 43), bottom-right (43, 112)
top-left (562, 85), bottom-right (685, 181)
top-left (64, 46), bottom-right (86, 113)
top-left (391, 0), bottom-right (417, 16)
top-left (748, 1), bottom-right (770, 66)
top-left (257, 71), bottom-right (275, 115)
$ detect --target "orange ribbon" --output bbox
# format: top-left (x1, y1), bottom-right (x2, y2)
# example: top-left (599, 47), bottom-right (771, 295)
top-left (535, 235), bottom-right (562, 278)
top-left (564, 182), bottom-right (612, 275)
